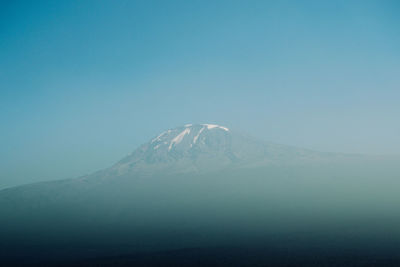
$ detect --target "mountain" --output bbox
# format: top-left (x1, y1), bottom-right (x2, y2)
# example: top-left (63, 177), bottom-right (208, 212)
top-left (83, 123), bottom-right (338, 180)
top-left (1, 124), bottom-right (400, 266)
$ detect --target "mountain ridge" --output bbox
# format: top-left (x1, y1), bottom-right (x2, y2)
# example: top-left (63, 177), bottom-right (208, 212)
top-left (86, 123), bottom-right (343, 180)
top-left (0, 123), bottom-right (374, 190)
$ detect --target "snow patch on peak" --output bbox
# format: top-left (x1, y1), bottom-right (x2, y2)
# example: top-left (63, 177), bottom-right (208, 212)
top-left (169, 128), bottom-right (191, 150)
top-left (151, 130), bottom-right (173, 143)
top-left (185, 124), bottom-right (192, 127)
top-left (193, 126), bottom-right (205, 144)
top-left (151, 131), bottom-right (166, 143)
top-left (202, 124), bottom-right (229, 131)
top-left (154, 144), bottom-right (161, 150)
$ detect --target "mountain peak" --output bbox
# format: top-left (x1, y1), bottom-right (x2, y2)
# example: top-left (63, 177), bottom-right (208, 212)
top-left (201, 124), bottom-right (230, 131)
top-left (103, 124), bottom-right (326, 178)
top-left (108, 124), bottom-right (240, 176)
top-left (151, 124), bottom-right (230, 152)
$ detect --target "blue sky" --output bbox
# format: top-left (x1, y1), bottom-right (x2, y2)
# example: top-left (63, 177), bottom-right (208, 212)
top-left (1, 0), bottom-right (400, 188)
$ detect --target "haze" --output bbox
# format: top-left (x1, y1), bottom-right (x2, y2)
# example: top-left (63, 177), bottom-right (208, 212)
top-left (1, 0), bottom-right (400, 189)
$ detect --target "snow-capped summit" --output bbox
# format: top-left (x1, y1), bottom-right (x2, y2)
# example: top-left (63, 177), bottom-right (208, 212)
top-left (106, 123), bottom-right (326, 177)
top-left (150, 124), bottom-right (230, 152)
top-left (111, 124), bottom-right (236, 175)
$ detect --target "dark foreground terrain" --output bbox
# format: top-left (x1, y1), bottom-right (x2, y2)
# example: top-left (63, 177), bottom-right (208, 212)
top-left (3, 242), bottom-right (400, 267)
top-left (2, 160), bottom-right (400, 266)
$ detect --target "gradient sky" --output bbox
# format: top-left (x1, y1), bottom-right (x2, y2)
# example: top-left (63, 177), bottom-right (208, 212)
top-left (1, 0), bottom-right (400, 188)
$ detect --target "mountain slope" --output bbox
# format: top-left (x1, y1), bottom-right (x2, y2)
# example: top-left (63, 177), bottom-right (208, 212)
top-left (84, 123), bottom-right (340, 180)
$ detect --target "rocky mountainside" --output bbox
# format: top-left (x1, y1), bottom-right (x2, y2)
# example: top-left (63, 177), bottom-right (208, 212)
top-left (90, 123), bottom-right (336, 179)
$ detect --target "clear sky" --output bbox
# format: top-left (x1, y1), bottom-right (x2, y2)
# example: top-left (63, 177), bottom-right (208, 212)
top-left (1, 0), bottom-right (400, 188)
